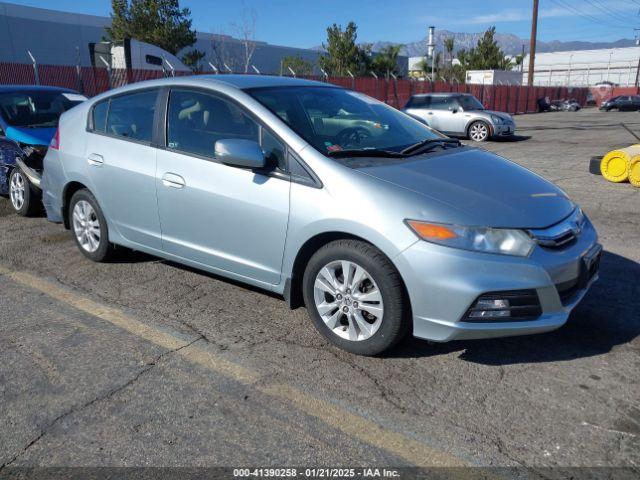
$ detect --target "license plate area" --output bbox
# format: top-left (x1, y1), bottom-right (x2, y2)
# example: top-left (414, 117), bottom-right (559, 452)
top-left (579, 244), bottom-right (602, 288)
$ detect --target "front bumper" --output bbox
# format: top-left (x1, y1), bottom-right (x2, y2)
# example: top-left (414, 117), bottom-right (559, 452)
top-left (16, 158), bottom-right (42, 189)
top-left (394, 220), bottom-right (599, 342)
top-left (493, 122), bottom-right (515, 136)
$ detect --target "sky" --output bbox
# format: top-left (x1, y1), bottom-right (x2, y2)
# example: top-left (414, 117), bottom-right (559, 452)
top-left (6, 0), bottom-right (640, 47)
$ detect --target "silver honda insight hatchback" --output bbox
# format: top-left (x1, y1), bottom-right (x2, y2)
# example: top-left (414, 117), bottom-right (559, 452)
top-left (42, 75), bottom-right (601, 355)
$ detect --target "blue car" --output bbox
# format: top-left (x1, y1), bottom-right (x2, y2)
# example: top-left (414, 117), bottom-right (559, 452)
top-left (0, 86), bottom-right (86, 215)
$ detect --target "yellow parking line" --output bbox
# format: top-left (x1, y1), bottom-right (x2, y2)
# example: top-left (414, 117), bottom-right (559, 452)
top-left (0, 264), bottom-right (466, 467)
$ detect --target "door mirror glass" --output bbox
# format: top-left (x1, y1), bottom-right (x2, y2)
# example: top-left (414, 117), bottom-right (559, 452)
top-left (215, 139), bottom-right (266, 169)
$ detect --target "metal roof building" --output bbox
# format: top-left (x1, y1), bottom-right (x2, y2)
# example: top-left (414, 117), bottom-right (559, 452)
top-left (523, 46), bottom-right (640, 87)
top-left (0, 1), bottom-right (322, 74)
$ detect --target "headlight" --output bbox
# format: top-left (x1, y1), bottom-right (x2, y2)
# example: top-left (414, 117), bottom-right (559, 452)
top-left (490, 114), bottom-right (504, 124)
top-left (406, 220), bottom-right (535, 257)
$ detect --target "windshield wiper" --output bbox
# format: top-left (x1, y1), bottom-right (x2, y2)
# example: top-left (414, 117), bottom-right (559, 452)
top-left (400, 138), bottom-right (461, 156)
top-left (327, 148), bottom-right (407, 159)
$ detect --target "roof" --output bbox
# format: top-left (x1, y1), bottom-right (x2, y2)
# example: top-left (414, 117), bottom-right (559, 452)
top-left (0, 85), bottom-right (77, 94)
top-left (190, 74), bottom-right (333, 89)
top-left (412, 92), bottom-right (470, 97)
top-left (89, 75), bottom-right (339, 100)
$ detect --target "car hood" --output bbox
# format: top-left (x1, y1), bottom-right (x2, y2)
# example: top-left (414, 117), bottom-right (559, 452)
top-left (5, 126), bottom-right (56, 146)
top-left (475, 110), bottom-right (513, 121)
top-left (358, 148), bottom-right (574, 229)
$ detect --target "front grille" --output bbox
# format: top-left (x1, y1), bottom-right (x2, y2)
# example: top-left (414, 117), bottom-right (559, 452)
top-left (535, 230), bottom-right (578, 249)
top-left (462, 289), bottom-right (542, 323)
top-left (529, 208), bottom-right (586, 250)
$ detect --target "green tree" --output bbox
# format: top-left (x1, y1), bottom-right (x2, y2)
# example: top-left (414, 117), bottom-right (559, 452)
top-left (458, 27), bottom-right (511, 71)
top-left (106, 0), bottom-right (197, 55)
top-left (443, 37), bottom-right (455, 67)
top-left (281, 55), bottom-right (314, 76)
top-left (514, 53), bottom-right (524, 71)
top-left (181, 49), bottom-right (206, 72)
top-left (319, 22), bottom-right (369, 76)
top-left (371, 44), bottom-right (403, 77)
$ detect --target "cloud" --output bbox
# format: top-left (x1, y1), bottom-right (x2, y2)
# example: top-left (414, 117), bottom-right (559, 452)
top-left (463, 7), bottom-right (580, 24)
top-left (422, 2), bottom-right (636, 26)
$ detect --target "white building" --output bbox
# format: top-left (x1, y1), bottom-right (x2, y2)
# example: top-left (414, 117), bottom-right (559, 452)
top-left (523, 46), bottom-right (640, 87)
top-left (466, 70), bottom-right (522, 85)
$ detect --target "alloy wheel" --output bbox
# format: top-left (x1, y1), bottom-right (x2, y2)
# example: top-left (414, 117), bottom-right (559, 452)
top-left (9, 171), bottom-right (25, 211)
top-left (470, 123), bottom-right (489, 141)
top-left (72, 200), bottom-right (101, 253)
top-left (313, 260), bottom-right (384, 341)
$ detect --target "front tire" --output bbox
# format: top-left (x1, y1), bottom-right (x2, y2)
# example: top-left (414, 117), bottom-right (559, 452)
top-left (302, 240), bottom-right (409, 356)
top-left (9, 168), bottom-right (38, 217)
top-left (468, 121), bottom-right (490, 142)
top-left (69, 189), bottom-right (113, 262)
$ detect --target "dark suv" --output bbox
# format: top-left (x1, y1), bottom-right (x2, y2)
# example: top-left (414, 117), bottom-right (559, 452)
top-left (599, 95), bottom-right (640, 112)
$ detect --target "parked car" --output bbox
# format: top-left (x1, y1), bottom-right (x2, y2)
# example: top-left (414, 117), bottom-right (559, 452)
top-left (562, 99), bottom-right (581, 111)
top-left (42, 76), bottom-right (600, 355)
top-left (403, 93), bottom-right (515, 142)
top-left (599, 95), bottom-right (640, 112)
top-left (0, 86), bottom-right (86, 215)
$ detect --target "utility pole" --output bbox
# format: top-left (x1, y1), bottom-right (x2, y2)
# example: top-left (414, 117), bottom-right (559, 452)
top-left (527, 0), bottom-right (539, 86)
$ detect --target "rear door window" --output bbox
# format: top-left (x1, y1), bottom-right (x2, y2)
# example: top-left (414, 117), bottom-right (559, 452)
top-left (105, 89), bottom-right (158, 143)
top-left (429, 96), bottom-right (457, 110)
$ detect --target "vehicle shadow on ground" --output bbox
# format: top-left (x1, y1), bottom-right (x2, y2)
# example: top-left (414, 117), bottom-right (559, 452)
top-left (388, 250), bottom-right (640, 365)
top-left (492, 134), bottom-right (531, 143)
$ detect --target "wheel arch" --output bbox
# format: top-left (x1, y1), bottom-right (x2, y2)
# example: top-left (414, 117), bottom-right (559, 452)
top-left (285, 231), bottom-right (412, 324)
top-left (62, 181), bottom-right (90, 229)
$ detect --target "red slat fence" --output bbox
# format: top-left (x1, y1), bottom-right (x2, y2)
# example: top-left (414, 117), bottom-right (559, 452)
top-left (0, 62), bottom-right (589, 114)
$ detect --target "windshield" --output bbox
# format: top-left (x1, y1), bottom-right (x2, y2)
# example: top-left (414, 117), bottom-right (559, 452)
top-left (0, 91), bottom-right (85, 128)
top-left (458, 95), bottom-right (485, 111)
top-left (246, 86), bottom-right (443, 156)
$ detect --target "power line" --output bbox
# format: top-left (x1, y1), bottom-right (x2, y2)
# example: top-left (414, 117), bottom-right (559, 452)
top-left (587, 0), bottom-right (635, 24)
top-left (548, 0), bottom-right (631, 28)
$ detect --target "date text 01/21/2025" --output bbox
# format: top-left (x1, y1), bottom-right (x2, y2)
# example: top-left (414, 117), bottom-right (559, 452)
top-left (233, 468), bottom-right (401, 478)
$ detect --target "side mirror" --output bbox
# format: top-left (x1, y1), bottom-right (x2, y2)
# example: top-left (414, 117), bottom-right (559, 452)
top-left (449, 107), bottom-right (458, 114)
top-left (215, 139), bottom-right (266, 169)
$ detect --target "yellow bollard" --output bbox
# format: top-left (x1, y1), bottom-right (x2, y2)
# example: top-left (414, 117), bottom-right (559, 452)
top-left (600, 145), bottom-right (640, 183)
top-left (629, 156), bottom-right (640, 188)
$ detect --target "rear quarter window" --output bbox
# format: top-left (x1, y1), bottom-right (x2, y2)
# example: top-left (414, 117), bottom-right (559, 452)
top-left (91, 100), bottom-right (109, 133)
top-left (407, 96), bottom-right (428, 108)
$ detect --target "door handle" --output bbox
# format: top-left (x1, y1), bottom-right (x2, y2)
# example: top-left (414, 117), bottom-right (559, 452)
top-left (162, 172), bottom-right (186, 189)
top-left (427, 111), bottom-right (434, 115)
top-left (87, 153), bottom-right (104, 166)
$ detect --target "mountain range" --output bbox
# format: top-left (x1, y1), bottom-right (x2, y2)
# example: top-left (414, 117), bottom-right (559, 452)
top-left (317, 30), bottom-right (636, 57)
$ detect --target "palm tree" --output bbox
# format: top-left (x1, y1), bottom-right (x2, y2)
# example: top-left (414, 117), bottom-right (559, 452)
top-left (372, 44), bottom-right (403, 78)
top-left (443, 37), bottom-right (455, 82)
top-left (444, 37), bottom-right (455, 66)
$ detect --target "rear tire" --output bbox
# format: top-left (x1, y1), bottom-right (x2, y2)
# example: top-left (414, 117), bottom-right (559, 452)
top-left (302, 240), bottom-right (410, 356)
top-left (69, 189), bottom-right (114, 262)
top-left (9, 168), bottom-right (38, 217)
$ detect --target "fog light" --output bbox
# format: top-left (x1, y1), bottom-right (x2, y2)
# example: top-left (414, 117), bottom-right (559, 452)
top-left (468, 309), bottom-right (511, 319)
top-left (475, 298), bottom-right (509, 309)
top-left (462, 290), bottom-right (542, 323)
